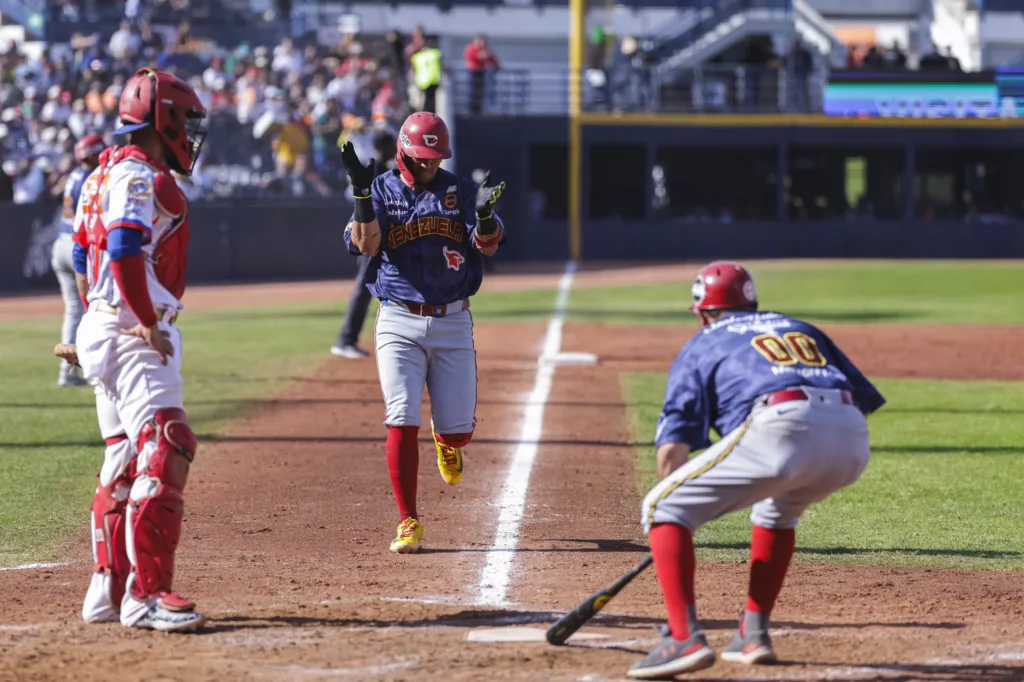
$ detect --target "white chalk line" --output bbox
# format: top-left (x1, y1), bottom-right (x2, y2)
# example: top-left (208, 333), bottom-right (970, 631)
top-left (0, 561), bottom-right (71, 572)
top-left (476, 260), bottom-right (578, 608)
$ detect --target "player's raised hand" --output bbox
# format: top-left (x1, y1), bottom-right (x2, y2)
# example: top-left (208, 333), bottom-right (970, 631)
top-left (121, 323), bottom-right (175, 365)
top-left (340, 141), bottom-right (375, 193)
top-left (475, 170), bottom-right (505, 218)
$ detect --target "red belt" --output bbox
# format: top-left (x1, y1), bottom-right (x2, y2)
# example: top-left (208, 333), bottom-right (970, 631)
top-left (765, 388), bottom-right (853, 406)
top-left (400, 299), bottom-right (470, 318)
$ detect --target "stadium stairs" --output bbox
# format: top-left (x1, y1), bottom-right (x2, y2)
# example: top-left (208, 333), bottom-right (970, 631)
top-left (645, 0), bottom-right (845, 73)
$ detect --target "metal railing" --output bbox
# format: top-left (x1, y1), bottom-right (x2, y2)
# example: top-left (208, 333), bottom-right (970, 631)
top-left (449, 65), bottom-right (826, 116)
top-left (0, 0), bottom-right (44, 36)
top-left (647, 0), bottom-right (792, 63)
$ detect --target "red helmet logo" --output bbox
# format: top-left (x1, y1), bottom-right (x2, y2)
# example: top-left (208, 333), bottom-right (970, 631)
top-left (690, 261), bottom-right (758, 312)
top-left (396, 112), bottom-right (452, 185)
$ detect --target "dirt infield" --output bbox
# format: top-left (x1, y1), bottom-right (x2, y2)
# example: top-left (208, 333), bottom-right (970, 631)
top-left (2, 279), bottom-right (1024, 681)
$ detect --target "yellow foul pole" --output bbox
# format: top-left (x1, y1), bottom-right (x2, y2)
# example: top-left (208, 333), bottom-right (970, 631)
top-left (568, 0), bottom-right (584, 261)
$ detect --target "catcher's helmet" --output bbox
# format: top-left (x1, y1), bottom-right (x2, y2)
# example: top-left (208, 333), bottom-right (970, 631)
top-left (74, 134), bottom-right (105, 164)
top-left (690, 261), bottom-right (758, 312)
top-left (115, 68), bottom-right (207, 175)
top-left (396, 111), bottom-right (451, 185)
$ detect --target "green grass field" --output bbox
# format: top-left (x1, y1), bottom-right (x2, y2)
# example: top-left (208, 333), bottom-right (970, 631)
top-left (623, 373), bottom-right (1024, 571)
top-left (570, 261), bottom-right (1024, 326)
top-left (0, 303), bottom-right (349, 565)
top-left (0, 290), bottom-right (562, 565)
top-left (1, 260), bottom-right (1020, 571)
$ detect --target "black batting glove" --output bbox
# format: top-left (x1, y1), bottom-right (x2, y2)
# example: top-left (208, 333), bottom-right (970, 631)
top-left (340, 141), bottom-right (375, 197)
top-left (475, 170), bottom-right (505, 219)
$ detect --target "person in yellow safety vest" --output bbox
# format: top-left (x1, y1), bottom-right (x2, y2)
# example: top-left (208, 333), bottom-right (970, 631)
top-left (411, 36), bottom-right (444, 114)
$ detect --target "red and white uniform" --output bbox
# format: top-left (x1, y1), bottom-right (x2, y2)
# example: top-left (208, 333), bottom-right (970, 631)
top-left (74, 147), bottom-right (188, 440)
top-left (74, 145), bottom-right (195, 627)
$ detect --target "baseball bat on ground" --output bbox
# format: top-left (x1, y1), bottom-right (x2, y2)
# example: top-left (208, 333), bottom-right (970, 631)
top-left (545, 554), bottom-right (653, 646)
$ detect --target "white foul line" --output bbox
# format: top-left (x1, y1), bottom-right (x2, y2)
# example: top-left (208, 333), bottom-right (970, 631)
top-left (0, 562), bottom-right (70, 572)
top-left (476, 260), bottom-right (578, 607)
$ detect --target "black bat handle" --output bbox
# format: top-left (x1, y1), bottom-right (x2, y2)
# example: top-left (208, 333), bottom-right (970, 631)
top-left (545, 553), bottom-right (653, 646)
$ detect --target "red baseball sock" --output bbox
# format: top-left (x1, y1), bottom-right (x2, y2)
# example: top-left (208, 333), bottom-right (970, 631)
top-left (746, 525), bottom-right (796, 617)
top-left (649, 523), bottom-right (696, 640)
top-left (386, 426), bottom-right (420, 521)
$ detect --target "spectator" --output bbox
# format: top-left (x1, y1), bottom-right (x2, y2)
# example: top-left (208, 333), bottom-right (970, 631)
top-left (463, 34), bottom-right (500, 115)
top-left (271, 105), bottom-right (310, 177)
top-left (886, 40), bottom-right (907, 69)
top-left (411, 36), bottom-right (443, 114)
top-left (945, 46), bottom-right (962, 72)
top-left (404, 25), bottom-right (426, 64)
top-left (789, 39), bottom-right (813, 113)
top-left (108, 20), bottom-right (141, 61)
top-left (919, 43), bottom-right (950, 71)
top-left (310, 97), bottom-right (341, 178)
top-left (0, 152), bottom-right (13, 202)
top-left (861, 45), bottom-right (885, 69)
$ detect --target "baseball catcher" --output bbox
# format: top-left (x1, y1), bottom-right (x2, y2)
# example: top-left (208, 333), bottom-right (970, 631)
top-left (73, 68), bottom-right (206, 632)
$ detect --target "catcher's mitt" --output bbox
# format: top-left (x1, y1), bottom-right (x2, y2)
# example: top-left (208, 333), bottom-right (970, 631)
top-left (54, 343), bottom-right (79, 367)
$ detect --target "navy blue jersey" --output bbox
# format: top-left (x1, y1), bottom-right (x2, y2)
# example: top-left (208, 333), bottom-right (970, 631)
top-left (344, 168), bottom-right (505, 304)
top-left (59, 166), bottom-right (89, 235)
top-left (656, 311), bottom-right (886, 451)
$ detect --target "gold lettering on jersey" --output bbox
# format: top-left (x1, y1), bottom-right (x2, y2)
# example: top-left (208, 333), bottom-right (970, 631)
top-left (387, 217), bottom-right (465, 249)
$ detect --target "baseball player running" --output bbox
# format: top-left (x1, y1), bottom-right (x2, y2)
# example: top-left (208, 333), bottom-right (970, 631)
top-left (52, 134), bottom-right (104, 386)
top-left (73, 68), bottom-right (207, 631)
top-left (341, 111), bottom-right (505, 554)
top-left (628, 261), bottom-right (886, 679)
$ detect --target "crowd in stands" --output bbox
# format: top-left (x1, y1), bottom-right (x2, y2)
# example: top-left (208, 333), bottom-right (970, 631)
top-left (845, 41), bottom-right (964, 72)
top-left (0, 13), bottom-right (435, 205)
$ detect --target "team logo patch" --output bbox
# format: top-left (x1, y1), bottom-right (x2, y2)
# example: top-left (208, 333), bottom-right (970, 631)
top-left (128, 177), bottom-right (153, 199)
top-left (444, 193), bottom-right (457, 209)
top-left (743, 280), bottom-right (757, 302)
top-left (443, 246), bottom-right (465, 271)
top-left (423, 134), bottom-right (439, 147)
top-left (691, 275), bottom-right (706, 305)
top-left (400, 131), bottom-right (412, 148)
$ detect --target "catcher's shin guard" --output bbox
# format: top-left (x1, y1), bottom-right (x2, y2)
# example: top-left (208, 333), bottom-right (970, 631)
top-left (82, 434), bottom-right (135, 623)
top-left (125, 408), bottom-right (196, 601)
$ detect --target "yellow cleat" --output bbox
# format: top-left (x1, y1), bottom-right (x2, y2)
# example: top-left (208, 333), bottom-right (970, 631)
top-left (433, 430), bottom-right (464, 486)
top-left (389, 518), bottom-right (424, 554)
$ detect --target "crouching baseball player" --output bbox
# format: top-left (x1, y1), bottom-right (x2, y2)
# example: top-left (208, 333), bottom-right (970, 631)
top-left (628, 261), bottom-right (886, 679)
top-left (73, 68), bottom-right (207, 632)
top-left (341, 111), bottom-right (505, 553)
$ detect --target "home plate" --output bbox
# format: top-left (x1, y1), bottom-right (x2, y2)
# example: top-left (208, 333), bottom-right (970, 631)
top-left (466, 627), bottom-right (609, 643)
top-left (542, 352), bottom-right (598, 366)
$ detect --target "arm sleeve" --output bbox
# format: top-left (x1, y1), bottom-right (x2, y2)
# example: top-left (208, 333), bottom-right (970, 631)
top-left (72, 242), bottom-right (88, 275)
top-left (110, 253), bottom-right (158, 328)
top-left (654, 346), bottom-right (712, 451)
top-left (824, 335), bottom-right (887, 414)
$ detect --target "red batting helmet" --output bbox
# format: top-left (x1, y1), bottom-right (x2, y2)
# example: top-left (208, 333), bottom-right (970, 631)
top-left (74, 134), bottom-right (105, 164)
top-left (690, 261), bottom-right (758, 312)
top-left (396, 111), bottom-right (451, 184)
top-left (116, 68), bottom-right (207, 175)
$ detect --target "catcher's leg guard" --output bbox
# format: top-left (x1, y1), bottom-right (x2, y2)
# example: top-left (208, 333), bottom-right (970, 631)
top-left (123, 408), bottom-right (196, 609)
top-left (82, 433), bottom-right (134, 623)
